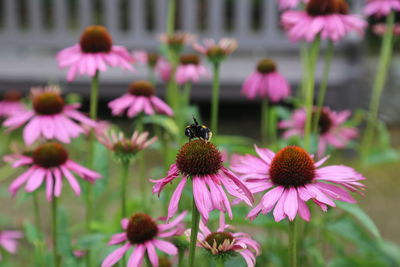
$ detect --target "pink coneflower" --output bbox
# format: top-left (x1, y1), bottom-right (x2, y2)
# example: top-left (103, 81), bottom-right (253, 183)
top-left (97, 130), bottom-right (157, 161)
top-left (193, 38), bottom-right (238, 63)
top-left (151, 140), bottom-right (254, 222)
top-left (372, 22), bottom-right (400, 35)
top-left (158, 32), bottom-right (196, 52)
top-left (364, 0), bottom-right (400, 17)
top-left (277, 0), bottom-right (308, 10)
top-left (132, 51), bottom-right (173, 82)
top-left (57, 25), bottom-right (134, 82)
top-left (0, 231), bottom-right (22, 260)
top-left (281, 0), bottom-right (366, 42)
top-left (230, 145), bottom-right (365, 222)
top-left (242, 59), bottom-right (291, 103)
top-left (108, 80), bottom-right (173, 118)
top-left (279, 107), bottom-right (358, 156)
top-left (3, 86), bottom-right (96, 145)
top-left (0, 90), bottom-right (26, 118)
top-left (101, 211), bottom-right (186, 267)
top-left (186, 214), bottom-right (260, 267)
top-left (175, 54), bottom-right (209, 85)
top-left (7, 142), bottom-right (101, 201)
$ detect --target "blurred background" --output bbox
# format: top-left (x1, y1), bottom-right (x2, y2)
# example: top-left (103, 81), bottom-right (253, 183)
top-left (0, 0), bottom-right (399, 249)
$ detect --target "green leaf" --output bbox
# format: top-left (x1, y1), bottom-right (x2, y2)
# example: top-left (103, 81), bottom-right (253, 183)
top-left (76, 234), bottom-right (106, 250)
top-left (336, 201), bottom-right (381, 240)
top-left (141, 115), bottom-right (179, 137)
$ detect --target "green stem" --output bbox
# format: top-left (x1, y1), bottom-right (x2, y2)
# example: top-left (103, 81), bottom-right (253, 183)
top-left (166, 50), bottom-right (179, 114)
top-left (261, 99), bottom-right (269, 145)
top-left (268, 105), bottom-right (278, 149)
top-left (86, 70), bottom-right (100, 267)
top-left (216, 258), bottom-right (225, 267)
top-left (300, 44), bottom-right (310, 106)
top-left (167, 0), bottom-right (176, 35)
top-left (52, 197), bottom-right (60, 267)
top-left (304, 37), bottom-right (321, 151)
top-left (32, 192), bottom-right (41, 231)
top-left (188, 196), bottom-right (200, 267)
top-left (211, 62), bottom-right (221, 136)
top-left (120, 159), bottom-right (130, 218)
top-left (288, 220), bottom-right (297, 267)
top-left (178, 248), bottom-right (185, 267)
top-left (361, 11), bottom-right (395, 165)
top-left (313, 40), bottom-right (334, 135)
top-left (148, 67), bottom-right (156, 86)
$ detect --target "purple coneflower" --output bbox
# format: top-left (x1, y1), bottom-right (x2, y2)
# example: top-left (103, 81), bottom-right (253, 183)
top-left (151, 140), bottom-right (253, 222)
top-left (186, 214), bottom-right (260, 267)
top-left (0, 90), bottom-right (26, 118)
top-left (7, 142), bottom-right (101, 201)
top-left (231, 145), bottom-right (365, 222)
top-left (193, 38), bottom-right (238, 64)
top-left (364, 0), bottom-right (400, 17)
top-left (279, 107), bottom-right (358, 156)
top-left (108, 81), bottom-right (173, 118)
top-left (101, 212), bottom-right (187, 267)
top-left (57, 25), bottom-right (134, 81)
top-left (3, 86), bottom-right (96, 145)
top-left (242, 58), bottom-right (291, 103)
top-left (277, 0), bottom-right (309, 10)
top-left (281, 0), bottom-right (366, 42)
top-left (175, 54), bottom-right (209, 85)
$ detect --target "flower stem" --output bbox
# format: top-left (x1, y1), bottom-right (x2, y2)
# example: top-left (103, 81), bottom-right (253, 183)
top-left (120, 159), bottom-right (130, 218)
top-left (188, 196), bottom-right (200, 267)
top-left (167, 0), bottom-right (176, 35)
top-left (148, 67), bottom-right (156, 86)
top-left (178, 248), bottom-right (185, 267)
top-left (86, 70), bottom-right (100, 267)
top-left (288, 220), bottom-right (297, 267)
top-left (261, 99), bottom-right (269, 145)
top-left (360, 11), bottom-right (395, 166)
top-left (304, 37), bottom-right (321, 151)
top-left (216, 258), bottom-right (225, 267)
top-left (268, 105), bottom-right (278, 149)
top-left (211, 62), bottom-right (221, 136)
top-left (32, 192), bottom-right (41, 231)
top-left (312, 40), bottom-right (334, 135)
top-left (52, 197), bottom-right (60, 267)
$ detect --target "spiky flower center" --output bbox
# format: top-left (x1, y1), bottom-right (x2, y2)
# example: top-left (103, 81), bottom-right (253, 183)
top-left (314, 110), bottom-right (333, 134)
top-left (33, 142), bottom-right (69, 168)
top-left (176, 140), bottom-right (222, 177)
top-left (180, 54), bottom-right (200, 65)
top-left (269, 146), bottom-right (315, 187)
top-left (79, 25), bottom-right (113, 53)
top-left (128, 81), bottom-right (155, 97)
top-left (147, 53), bottom-right (159, 68)
top-left (167, 35), bottom-right (185, 47)
top-left (3, 90), bottom-right (22, 102)
top-left (257, 59), bottom-right (277, 74)
top-left (159, 257), bottom-right (172, 267)
top-left (205, 232), bottom-right (234, 249)
top-left (32, 92), bottom-right (64, 115)
top-left (306, 0), bottom-right (349, 16)
top-left (206, 46), bottom-right (226, 59)
top-left (126, 213), bottom-right (158, 244)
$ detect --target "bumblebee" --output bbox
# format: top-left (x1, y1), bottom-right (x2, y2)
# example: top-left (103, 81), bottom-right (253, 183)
top-left (185, 117), bottom-right (212, 142)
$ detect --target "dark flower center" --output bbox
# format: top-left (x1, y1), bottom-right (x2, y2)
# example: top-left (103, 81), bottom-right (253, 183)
top-left (206, 46), bottom-right (226, 59)
top-left (147, 53), bottom-right (159, 68)
top-left (33, 142), bottom-right (69, 168)
top-left (126, 213), bottom-right (158, 244)
top-left (3, 90), bottom-right (22, 102)
top-left (128, 81), bottom-right (155, 97)
top-left (79, 25), bottom-right (113, 53)
top-left (159, 257), bottom-right (172, 267)
top-left (269, 146), bottom-right (315, 187)
top-left (167, 35), bottom-right (185, 47)
top-left (32, 92), bottom-right (64, 115)
top-left (205, 232), bottom-right (234, 249)
top-left (314, 110), bottom-right (333, 134)
top-left (256, 59), bottom-right (277, 74)
top-left (180, 54), bottom-right (200, 65)
top-left (176, 140), bottom-right (222, 177)
top-left (306, 0), bottom-right (349, 16)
